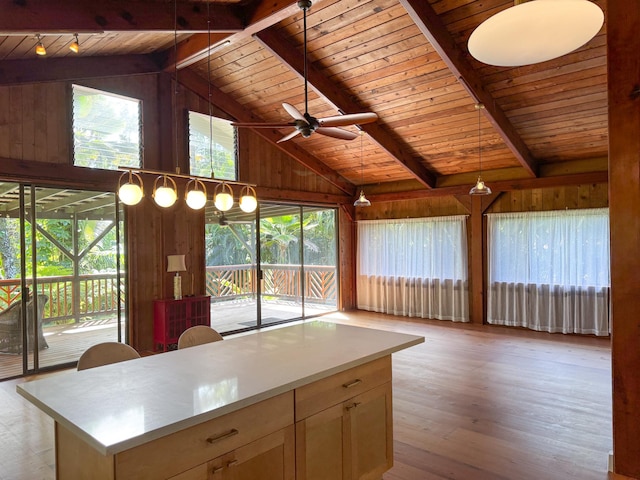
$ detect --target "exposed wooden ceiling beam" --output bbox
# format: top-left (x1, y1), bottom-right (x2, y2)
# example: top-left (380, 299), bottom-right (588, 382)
top-left (178, 68), bottom-right (356, 197)
top-left (367, 171), bottom-right (607, 202)
top-left (254, 29), bottom-right (437, 189)
top-left (164, 0), bottom-right (329, 70)
top-left (399, 0), bottom-right (538, 177)
top-left (0, 1), bottom-right (243, 33)
top-left (0, 54), bottom-right (161, 85)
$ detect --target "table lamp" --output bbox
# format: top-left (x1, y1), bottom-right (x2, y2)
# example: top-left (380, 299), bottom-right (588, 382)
top-left (167, 254), bottom-right (186, 300)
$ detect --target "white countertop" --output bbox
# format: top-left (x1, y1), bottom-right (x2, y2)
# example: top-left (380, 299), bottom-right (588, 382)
top-left (17, 320), bottom-right (423, 456)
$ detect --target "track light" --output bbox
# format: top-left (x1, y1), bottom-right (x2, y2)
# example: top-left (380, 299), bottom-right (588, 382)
top-left (69, 34), bottom-right (79, 53)
top-left (153, 175), bottom-right (178, 208)
top-left (35, 35), bottom-right (46, 56)
top-left (185, 179), bottom-right (207, 210)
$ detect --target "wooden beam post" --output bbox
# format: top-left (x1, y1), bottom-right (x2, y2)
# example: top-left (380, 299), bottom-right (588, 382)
top-left (608, 0), bottom-right (640, 476)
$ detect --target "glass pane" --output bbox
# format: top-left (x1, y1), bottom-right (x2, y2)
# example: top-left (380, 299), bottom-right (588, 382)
top-left (260, 204), bottom-right (303, 325)
top-left (206, 204), bottom-right (257, 332)
top-left (302, 207), bottom-right (338, 315)
top-left (33, 188), bottom-right (120, 369)
top-left (72, 84), bottom-right (142, 170)
top-left (189, 111), bottom-right (237, 180)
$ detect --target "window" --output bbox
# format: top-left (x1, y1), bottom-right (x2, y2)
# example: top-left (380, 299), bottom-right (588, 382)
top-left (357, 216), bottom-right (468, 321)
top-left (72, 85), bottom-right (142, 170)
top-left (189, 111), bottom-right (237, 181)
top-left (488, 209), bottom-right (610, 288)
top-left (486, 208), bottom-right (610, 335)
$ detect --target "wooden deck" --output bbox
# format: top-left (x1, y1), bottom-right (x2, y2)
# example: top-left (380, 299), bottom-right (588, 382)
top-left (0, 318), bottom-right (121, 380)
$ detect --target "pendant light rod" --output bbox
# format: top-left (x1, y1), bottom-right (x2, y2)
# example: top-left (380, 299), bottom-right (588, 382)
top-left (298, 0), bottom-right (312, 115)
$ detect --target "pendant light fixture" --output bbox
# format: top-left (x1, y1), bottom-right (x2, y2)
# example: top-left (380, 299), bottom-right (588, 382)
top-left (239, 186), bottom-right (258, 213)
top-left (185, 178), bottom-right (207, 210)
top-left (468, 0), bottom-right (603, 67)
top-left (153, 175), bottom-right (178, 208)
top-left (353, 130), bottom-right (371, 207)
top-left (117, 170), bottom-right (144, 206)
top-left (469, 104), bottom-right (492, 196)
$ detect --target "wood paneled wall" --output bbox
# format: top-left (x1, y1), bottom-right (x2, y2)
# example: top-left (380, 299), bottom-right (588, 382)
top-left (0, 73), bottom-right (348, 347)
top-left (487, 183), bottom-right (608, 213)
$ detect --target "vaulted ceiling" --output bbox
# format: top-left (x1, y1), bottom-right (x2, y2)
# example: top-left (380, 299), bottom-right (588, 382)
top-left (0, 0), bottom-right (608, 200)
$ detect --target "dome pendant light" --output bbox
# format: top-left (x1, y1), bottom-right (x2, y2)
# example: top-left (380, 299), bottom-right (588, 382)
top-left (468, 0), bottom-right (604, 67)
top-left (353, 130), bottom-right (371, 207)
top-left (469, 104), bottom-right (492, 196)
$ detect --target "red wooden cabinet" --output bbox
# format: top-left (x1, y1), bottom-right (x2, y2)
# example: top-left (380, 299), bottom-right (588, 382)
top-left (153, 295), bottom-right (211, 352)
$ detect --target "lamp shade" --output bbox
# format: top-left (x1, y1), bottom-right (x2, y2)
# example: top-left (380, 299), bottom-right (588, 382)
top-left (468, 0), bottom-right (604, 67)
top-left (469, 176), bottom-right (492, 196)
top-left (153, 175), bottom-right (178, 208)
top-left (214, 183), bottom-right (234, 212)
top-left (239, 186), bottom-right (257, 213)
top-left (185, 179), bottom-right (207, 210)
top-left (167, 254), bottom-right (186, 273)
top-left (353, 190), bottom-right (371, 207)
top-left (117, 171), bottom-right (144, 206)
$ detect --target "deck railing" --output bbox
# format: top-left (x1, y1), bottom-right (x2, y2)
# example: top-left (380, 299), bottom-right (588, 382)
top-left (0, 273), bottom-right (122, 324)
top-left (206, 264), bottom-right (337, 304)
top-left (0, 264), bottom-right (337, 324)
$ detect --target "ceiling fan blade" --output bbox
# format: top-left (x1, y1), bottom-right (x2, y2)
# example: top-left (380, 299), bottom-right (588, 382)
top-left (316, 127), bottom-right (359, 141)
top-left (231, 122), bottom-right (296, 128)
top-left (277, 129), bottom-right (302, 143)
top-left (282, 103), bottom-right (306, 122)
top-left (318, 112), bottom-right (378, 127)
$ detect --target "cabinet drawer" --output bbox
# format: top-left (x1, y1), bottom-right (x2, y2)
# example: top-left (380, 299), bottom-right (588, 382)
top-left (116, 391), bottom-right (293, 479)
top-left (295, 356), bottom-right (391, 420)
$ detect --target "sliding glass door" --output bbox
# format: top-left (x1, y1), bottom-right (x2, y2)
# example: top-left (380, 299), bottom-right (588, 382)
top-left (0, 183), bottom-right (125, 380)
top-left (205, 202), bottom-right (338, 333)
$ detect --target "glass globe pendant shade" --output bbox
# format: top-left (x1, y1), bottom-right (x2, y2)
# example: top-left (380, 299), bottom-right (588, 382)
top-left (468, 0), bottom-right (604, 67)
top-left (214, 183), bottom-right (234, 212)
top-left (153, 175), bottom-right (178, 208)
top-left (117, 171), bottom-right (144, 206)
top-left (185, 179), bottom-right (207, 210)
top-left (469, 176), bottom-right (492, 196)
top-left (239, 186), bottom-right (258, 213)
top-left (353, 190), bottom-right (371, 207)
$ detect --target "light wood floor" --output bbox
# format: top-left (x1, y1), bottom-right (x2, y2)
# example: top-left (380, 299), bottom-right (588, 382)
top-left (0, 311), bottom-right (621, 480)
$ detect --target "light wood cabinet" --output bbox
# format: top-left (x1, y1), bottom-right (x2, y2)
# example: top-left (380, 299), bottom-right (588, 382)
top-left (56, 392), bottom-right (293, 480)
top-left (168, 425), bottom-right (295, 480)
top-left (295, 356), bottom-right (393, 480)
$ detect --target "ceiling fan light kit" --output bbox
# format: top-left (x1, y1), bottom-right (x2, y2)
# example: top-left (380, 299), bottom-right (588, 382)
top-left (468, 0), bottom-right (604, 67)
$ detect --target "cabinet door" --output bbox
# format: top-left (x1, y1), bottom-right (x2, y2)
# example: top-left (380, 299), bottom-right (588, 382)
top-left (224, 424), bottom-right (295, 480)
top-left (296, 402), bottom-right (346, 480)
top-left (347, 382), bottom-right (393, 480)
top-left (296, 382), bottom-right (393, 480)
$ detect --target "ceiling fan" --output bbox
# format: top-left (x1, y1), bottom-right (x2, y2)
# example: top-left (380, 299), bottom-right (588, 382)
top-left (232, 0), bottom-right (378, 143)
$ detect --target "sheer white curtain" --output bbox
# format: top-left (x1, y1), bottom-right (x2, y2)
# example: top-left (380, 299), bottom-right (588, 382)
top-left (487, 208), bottom-right (610, 335)
top-left (357, 216), bottom-right (468, 321)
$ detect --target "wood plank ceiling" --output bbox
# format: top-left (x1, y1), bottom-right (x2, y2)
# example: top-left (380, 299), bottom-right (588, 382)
top-left (0, 0), bottom-right (608, 200)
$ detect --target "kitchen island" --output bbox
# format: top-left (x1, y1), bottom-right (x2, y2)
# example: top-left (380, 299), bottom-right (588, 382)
top-left (17, 320), bottom-right (424, 479)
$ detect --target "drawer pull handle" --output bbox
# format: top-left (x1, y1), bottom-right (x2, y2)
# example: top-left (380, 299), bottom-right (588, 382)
top-left (346, 401), bottom-right (361, 411)
top-left (212, 466), bottom-right (224, 474)
top-left (206, 428), bottom-right (239, 444)
top-left (342, 379), bottom-right (362, 389)
top-left (227, 460), bottom-right (238, 468)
